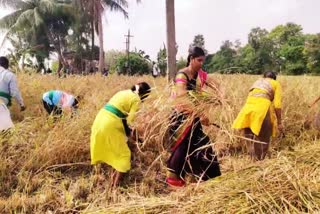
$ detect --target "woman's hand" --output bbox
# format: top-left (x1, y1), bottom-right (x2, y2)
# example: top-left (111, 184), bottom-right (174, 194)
top-left (129, 128), bottom-right (143, 144)
top-left (200, 116), bottom-right (210, 126)
top-left (175, 103), bottom-right (193, 115)
top-left (130, 128), bottom-right (137, 141)
top-left (20, 105), bottom-right (26, 111)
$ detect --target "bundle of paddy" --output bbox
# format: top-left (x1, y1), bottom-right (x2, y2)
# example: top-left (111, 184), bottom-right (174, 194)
top-left (88, 141), bottom-right (320, 213)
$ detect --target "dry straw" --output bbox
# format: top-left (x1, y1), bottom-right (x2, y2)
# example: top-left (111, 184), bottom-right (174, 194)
top-left (0, 73), bottom-right (319, 213)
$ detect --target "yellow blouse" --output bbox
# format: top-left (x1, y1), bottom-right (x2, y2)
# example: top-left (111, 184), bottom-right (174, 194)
top-left (248, 78), bottom-right (282, 108)
top-left (108, 90), bottom-right (141, 125)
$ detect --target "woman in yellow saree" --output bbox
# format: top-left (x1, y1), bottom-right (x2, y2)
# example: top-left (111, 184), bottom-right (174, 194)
top-left (233, 71), bottom-right (283, 160)
top-left (90, 82), bottom-right (151, 187)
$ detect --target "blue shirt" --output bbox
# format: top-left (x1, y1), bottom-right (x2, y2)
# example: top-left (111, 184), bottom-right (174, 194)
top-left (42, 90), bottom-right (63, 106)
top-left (43, 90), bottom-right (75, 108)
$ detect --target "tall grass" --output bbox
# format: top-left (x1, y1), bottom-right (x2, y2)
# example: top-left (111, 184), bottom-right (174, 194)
top-left (0, 73), bottom-right (319, 213)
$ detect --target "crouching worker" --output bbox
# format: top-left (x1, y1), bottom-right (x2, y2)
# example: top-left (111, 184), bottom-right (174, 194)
top-left (90, 82), bottom-right (151, 188)
top-left (232, 71), bottom-right (283, 160)
top-left (42, 90), bottom-right (80, 117)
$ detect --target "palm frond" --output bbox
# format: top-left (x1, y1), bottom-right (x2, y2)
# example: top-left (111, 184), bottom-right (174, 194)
top-left (56, 3), bottom-right (76, 18)
top-left (0, 30), bottom-right (11, 48)
top-left (39, 0), bottom-right (58, 15)
top-left (33, 7), bottom-right (44, 27)
top-left (106, 0), bottom-right (129, 8)
top-left (11, 9), bottom-right (35, 31)
top-left (56, 0), bottom-right (73, 3)
top-left (102, 0), bottom-right (129, 18)
top-left (0, 0), bottom-right (26, 9)
top-left (0, 9), bottom-right (24, 29)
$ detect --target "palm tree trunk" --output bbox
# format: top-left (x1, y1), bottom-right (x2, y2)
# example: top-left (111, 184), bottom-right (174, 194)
top-left (91, 2), bottom-right (95, 61)
top-left (166, 0), bottom-right (177, 81)
top-left (97, 3), bottom-right (105, 74)
top-left (45, 27), bottom-right (68, 76)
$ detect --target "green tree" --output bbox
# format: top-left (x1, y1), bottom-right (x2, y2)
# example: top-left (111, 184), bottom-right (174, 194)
top-left (269, 23), bottom-right (306, 74)
top-left (279, 35), bottom-right (306, 74)
top-left (236, 45), bottom-right (256, 73)
top-left (0, 0), bottom-right (74, 74)
top-left (269, 23), bottom-right (303, 46)
top-left (75, 0), bottom-right (140, 74)
top-left (304, 34), bottom-right (320, 74)
top-left (176, 57), bottom-right (187, 70)
top-left (157, 45), bottom-right (167, 76)
top-left (247, 27), bottom-right (274, 73)
top-left (116, 52), bottom-right (151, 76)
top-left (206, 40), bottom-right (237, 73)
top-left (6, 30), bottom-right (49, 71)
top-left (248, 27), bottom-right (269, 50)
top-left (189, 34), bottom-right (207, 54)
top-left (105, 49), bottom-right (125, 73)
top-left (203, 53), bottom-right (214, 72)
top-left (136, 49), bottom-right (151, 61)
top-left (65, 1), bottom-right (93, 73)
top-left (45, 10), bottom-right (75, 74)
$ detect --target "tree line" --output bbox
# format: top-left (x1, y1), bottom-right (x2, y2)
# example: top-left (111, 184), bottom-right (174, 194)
top-left (0, 0), bottom-right (139, 75)
top-left (199, 22), bottom-right (320, 75)
top-left (1, 2), bottom-right (319, 76)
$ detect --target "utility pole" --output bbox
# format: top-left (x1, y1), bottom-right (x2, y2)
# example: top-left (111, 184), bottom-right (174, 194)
top-left (124, 29), bottom-right (133, 74)
top-left (166, 0), bottom-right (177, 81)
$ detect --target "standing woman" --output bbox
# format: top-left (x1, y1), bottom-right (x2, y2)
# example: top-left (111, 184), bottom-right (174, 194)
top-left (165, 46), bottom-right (221, 187)
top-left (90, 82), bottom-right (151, 187)
top-left (0, 56), bottom-right (25, 131)
top-left (232, 71), bottom-right (283, 160)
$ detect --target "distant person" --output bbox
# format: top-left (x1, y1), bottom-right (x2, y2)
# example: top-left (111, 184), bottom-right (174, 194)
top-left (232, 71), bottom-right (283, 160)
top-left (42, 90), bottom-right (80, 116)
top-left (102, 67), bottom-right (109, 76)
top-left (165, 47), bottom-right (221, 187)
top-left (0, 56), bottom-right (25, 131)
top-left (152, 62), bottom-right (159, 77)
top-left (90, 82), bottom-right (151, 188)
top-left (46, 68), bottom-right (52, 74)
top-left (89, 67), bottom-right (94, 74)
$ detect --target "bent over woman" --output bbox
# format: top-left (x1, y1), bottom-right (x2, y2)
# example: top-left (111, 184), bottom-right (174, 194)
top-left (90, 82), bottom-right (151, 187)
top-left (42, 90), bottom-right (79, 116)
top-left (165, 47), bottom-right (221, 187)
top-left (232, 71), bottom-right (283, 160)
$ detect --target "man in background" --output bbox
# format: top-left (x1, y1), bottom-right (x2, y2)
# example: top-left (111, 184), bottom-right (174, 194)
top-left (152, 62), bottom-right (159, 78)
top-left (0, 56), bottom-right (25, 131)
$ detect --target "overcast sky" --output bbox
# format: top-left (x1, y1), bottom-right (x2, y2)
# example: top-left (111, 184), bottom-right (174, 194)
top-left (1, 0), bottom-right (320, 60)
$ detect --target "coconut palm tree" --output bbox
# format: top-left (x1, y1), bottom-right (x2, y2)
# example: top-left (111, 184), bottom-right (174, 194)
top-left (0, 0), bottom-right (74, 74)
top-left (75, 0), bottom-right (141, 74)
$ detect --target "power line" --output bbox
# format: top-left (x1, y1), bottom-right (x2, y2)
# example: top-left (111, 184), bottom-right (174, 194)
top-left (124, 29), bottom-right (134, 74)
